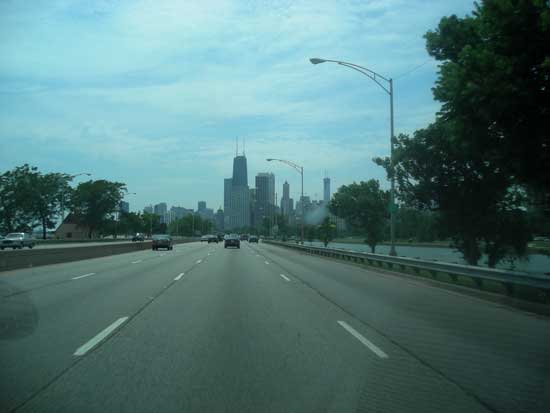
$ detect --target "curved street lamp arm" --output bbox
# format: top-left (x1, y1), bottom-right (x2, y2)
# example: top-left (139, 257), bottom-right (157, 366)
top-left (337, 62), bottom-right (390, 95)
top-left (267, 158), bottom-right (303, 174)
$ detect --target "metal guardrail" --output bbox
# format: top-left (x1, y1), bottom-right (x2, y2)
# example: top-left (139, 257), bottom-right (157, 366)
top-left (264, 241), bottom-right (550, 301)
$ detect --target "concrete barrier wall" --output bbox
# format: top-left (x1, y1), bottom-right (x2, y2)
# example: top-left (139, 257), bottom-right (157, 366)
top-left (0, 239), bottom-right (196, 272)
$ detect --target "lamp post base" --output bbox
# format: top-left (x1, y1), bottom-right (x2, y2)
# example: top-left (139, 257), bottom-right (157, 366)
top-left (389, 245), bottom-right (397, 256)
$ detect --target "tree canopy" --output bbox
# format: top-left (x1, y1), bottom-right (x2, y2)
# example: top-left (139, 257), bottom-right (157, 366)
top-left (329, 180), bottom-right (388, 253)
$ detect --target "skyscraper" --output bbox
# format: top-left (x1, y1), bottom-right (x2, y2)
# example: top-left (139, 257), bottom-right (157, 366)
top-left (224, 178), bottom-right (232, 229)
top-left (197, 201), bottom-right (207, 213)
top-left (224, 151), bottom-right (250, 230)
top-left (255, 173), bottom-right (275, 229)
top-left (323, 177), bottom-right (331, 204)
top-left (232, 155), bottom-right (248, 187)
top-left (281, 180), bottom-right (294, 216)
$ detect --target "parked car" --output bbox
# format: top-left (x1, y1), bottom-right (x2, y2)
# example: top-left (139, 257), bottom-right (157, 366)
top-left (207, 235), bottom-right (218, 243)
top-left (249, 235), bottom-right (259, 243)
top-left (224, 234), bottom-right (240, 249)
top-left (152, 234), bottom-right (173, 250)
top-left (200, 235), bottom-right (209, 243)
top-left (0, 233), bottom-right (35, 250)
top-left (132, 233), bottom-right (145, 242)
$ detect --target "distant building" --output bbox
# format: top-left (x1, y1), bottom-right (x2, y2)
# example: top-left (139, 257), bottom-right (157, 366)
top-left (323, 177), bottom-right (331, 204)
top-left (255, 172), bottom-right (275, 229)
top-left (280, 180), bottom-right (294, 216)
top-left (143, 205), bottom-right (153, 214)
top-left (55, 213), bottom-right (93, 240)
top-left (170, 206), bottom-right (193, 220)
top-left (119, 201), bottom-right (129, 214)
top-left (224, 153), bottom-right (250, 229)
top-left (215, 207), bottom-right (224, 231)
top-left (197, 201), bottom-right (207, 213)
top-left (224, 178), bottom-right (232, 229)
top-left (154, 203), bottom-right (167, 216)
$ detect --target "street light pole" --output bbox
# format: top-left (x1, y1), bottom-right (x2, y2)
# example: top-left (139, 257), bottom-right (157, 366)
top-left (266, 158), bottom-right (304, 244)
top-left (310, 57), bottom-right (397, 256)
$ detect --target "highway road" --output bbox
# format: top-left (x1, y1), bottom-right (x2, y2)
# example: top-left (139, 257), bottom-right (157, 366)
top-left (1, 241), bottom-right (548, 412)
top-left (0, 240), bottom-right (146, 252)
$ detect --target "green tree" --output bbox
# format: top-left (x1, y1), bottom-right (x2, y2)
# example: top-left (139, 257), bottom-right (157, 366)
top-left (381, 1), bottom-right (548, 266)
top-left (424, 1), bottom-right (550, 201)
top-left (31, 172), bottom-right (72, 239)
top-left (329, 180), bottom-right (388, 253)
top-left (305, 224), bottom-right (317, 243)
top-left (0, 165), bottom-right (38, 233)
top-left (0, 165), bottom-right (72, 238)
top-left (317, 217), bottom-right (336, 247)
top-left (71, 180), bottom-right (126, 238)
top-left (141, 212), bottom-right (161, 236)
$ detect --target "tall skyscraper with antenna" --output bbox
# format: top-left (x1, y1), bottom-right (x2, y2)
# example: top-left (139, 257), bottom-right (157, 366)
top-left (225, 137), bottom-right (250, 229)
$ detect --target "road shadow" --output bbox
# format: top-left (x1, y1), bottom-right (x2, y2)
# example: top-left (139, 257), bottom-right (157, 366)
top-left (0, 281), bottom-right (39, 340)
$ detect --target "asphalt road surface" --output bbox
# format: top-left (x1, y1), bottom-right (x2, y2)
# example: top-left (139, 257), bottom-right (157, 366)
top-left (1, 241), bottom-right (548, 412)
top-left (0, 240), bottom-right (142, 252)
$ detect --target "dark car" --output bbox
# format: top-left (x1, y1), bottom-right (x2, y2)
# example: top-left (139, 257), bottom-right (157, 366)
top-left (152, 234), bottom-right (173, 250)
top-left (240, 234), bottom-right (249, 241)
top-left (132, 233), bottom-right (145, 242)
top-left (200, 235), bottom-right (209, 243)
top-left (224, 234), bottom-right (240, 249)
top-left (207, 235), bottom-right (218, 243)
top-left (249, 235), bottom-right (259, 243)
top-left (217, 233), bottom-right (224, 242)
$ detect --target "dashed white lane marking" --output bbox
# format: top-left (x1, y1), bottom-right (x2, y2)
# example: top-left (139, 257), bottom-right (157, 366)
top-left (131, 260), bottom-right (142, 264)
top-left (279, 274), bottom-right (290, 282)
top-left (256, 254), bottom-right (260, 257)
top-left (72, 273), bottom-right (96, 280)
top-left (160, 253), bottom-right (165, 257)
top-left (174, 273), bottom-right (185, 281)
top-left (196, 259), bottom-right (202, 264)
top-left (74, 317), bottom-right (129, 356)
top-left (264, 261), bottom-right (269, 265)
top-left (337, 321), bottom-right (388, 359)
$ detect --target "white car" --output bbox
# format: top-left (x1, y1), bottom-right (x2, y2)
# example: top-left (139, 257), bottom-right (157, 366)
top-left (0, 233), bottom-right (36, 250)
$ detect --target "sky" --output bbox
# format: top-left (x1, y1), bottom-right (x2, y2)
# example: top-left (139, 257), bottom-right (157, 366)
top-left (0, 0), bottom-right (475, 212)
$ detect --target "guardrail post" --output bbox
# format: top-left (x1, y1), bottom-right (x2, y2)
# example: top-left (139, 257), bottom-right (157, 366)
top-left (504, 282), bottom-right (514, 297)
top-left (473, 277), bottom-right (483, 289)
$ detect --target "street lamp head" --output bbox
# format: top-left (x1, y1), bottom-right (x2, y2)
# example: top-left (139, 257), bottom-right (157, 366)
top-left (266, 158), bottom-right (274, 162)
top-left (309, 58), bottom-right (326, 65)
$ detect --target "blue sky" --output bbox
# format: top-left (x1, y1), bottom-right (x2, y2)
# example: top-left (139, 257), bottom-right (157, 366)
top-left (0, 0), bottom-right (474, 212)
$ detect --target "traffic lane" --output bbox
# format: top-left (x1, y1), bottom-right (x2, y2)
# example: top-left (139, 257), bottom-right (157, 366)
top-left (0, 242), bottom-right (216, 412)
top-left (251, 242), bottom-right (550, 413)
top-left (0, 240), bottom-right (143, 252)
top-left (20, 242), bottom-right (488, 412)
top-left (0, 241), bottom-right (204, 293)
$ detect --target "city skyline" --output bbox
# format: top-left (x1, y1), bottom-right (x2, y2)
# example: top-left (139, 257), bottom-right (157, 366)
top-left (0, 1), bottom-right (474, 213)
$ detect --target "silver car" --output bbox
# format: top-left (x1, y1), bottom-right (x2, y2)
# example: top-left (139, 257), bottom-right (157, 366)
top-left (0, 233), bottom-right (36, 250)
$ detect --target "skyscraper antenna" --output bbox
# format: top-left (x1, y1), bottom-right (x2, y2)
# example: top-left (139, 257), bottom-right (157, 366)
top-left (243, 137), bottom-right (246, 156)
top-left (236, 137), bottom-right (238, 156)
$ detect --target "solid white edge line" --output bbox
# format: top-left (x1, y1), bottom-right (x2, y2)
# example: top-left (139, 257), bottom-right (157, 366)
top-left (131, 260), bottom-right (142, 264)
top-left (72, 272), bottom-right (96, 280)
top-left (196, 259), bottom-right (202, 264)
top-left (74, 317), bottom-right (128, 356)
top-left (174, 272), bottom-right (185, 281)
top-left (264, 261), bottom-right (269, 265)
top-left (279, 274), bottom-right (290, 282)
top-left (337, 321), bottom-right (389, 359)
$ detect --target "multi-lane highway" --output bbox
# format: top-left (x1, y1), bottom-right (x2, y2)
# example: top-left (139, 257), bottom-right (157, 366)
top-left (1, 241), bottom-right (548, 412)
